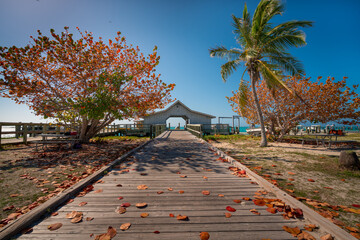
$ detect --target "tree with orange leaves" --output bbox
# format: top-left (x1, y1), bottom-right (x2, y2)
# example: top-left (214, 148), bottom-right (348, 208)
top-left (0, 27), bottom-right (175, 142)
top-left (228, 76), bottom-right (360, 140)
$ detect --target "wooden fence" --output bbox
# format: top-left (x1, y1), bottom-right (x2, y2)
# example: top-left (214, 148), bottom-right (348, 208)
top-left (0, 122), bottom-right (167, 146)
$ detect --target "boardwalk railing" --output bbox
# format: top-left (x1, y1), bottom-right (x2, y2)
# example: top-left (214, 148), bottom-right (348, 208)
top-left (186, 124), bottom-right (203, 138)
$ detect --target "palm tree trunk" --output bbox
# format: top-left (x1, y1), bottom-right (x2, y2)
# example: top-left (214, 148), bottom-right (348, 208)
top-left (249, 69), bottom-right (268, 147)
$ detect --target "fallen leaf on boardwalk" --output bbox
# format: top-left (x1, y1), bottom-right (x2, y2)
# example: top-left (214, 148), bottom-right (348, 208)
top-left (288, 178), bottom-right (295, 181)
top-left (286, 189), bottom-right (294, 193)
top-left (118, 196), bottom-right (123, 200)
top-left (282, 226), bottom-right (301, 237)
top-left (96, 180), bottom-right (104, 184)
top-left (94, 189), bottom-right (103, 193)
top-left (154, 231), bottom-right (160, 234)
top-left (180, 175), bottom-right (187, 178)
top-left (51, 212), bottom-right (58, 216)
top-left (48, 223), bottom-right (62, 231)
top-left (115, 207), bottom-right (126, 214)
top-left (137, 185), bottom-right (148, 190)
top-left (226, 206), bottom-right (236, 212)
top-left (233, 199), bottom-right (242, 203)
top-left (169, 213), bottom-right (175, 217)
top-left (179, 190), bottom-right (185, 194)
top-left (297, 231), bottom-right (316, 240)
top-left (66, 199), bottom-right (74, 204)
top-left (288, 172), bottom-right (296, 175)
top-left (202, 190), bottom-right (210, 195)
top-left (107, 226), bottom-right (117, 238)
top-left (176, 215), bottom-right (188, 220)
top-left (71, 212), bottom-right (83, 223)
top-left (266, 207), bottom-right (277, 214)
top-left (304, 224), bottom-right (316, 232)
top-left (199, 232), bottom-right (210, 240)
top-left (120, 223), bottom-right (131, 231)
top-left (253, 199), bottom-right (266, 206)
top-left (320, 234), bottom-right (333, 240)
top-left (263, 174), bottom-right (271, 178)
top-left (116, 184), bottom-right (122, 187)
top-left (140, 173), bottom-right (147, 176)
top-left (250, 209), bottom-right (260, 215)
top-left (176, 171), bottom-right (181, 174)
top-left (86, 217), bottom-right (94, 221)
top-left (218, 194), bottom-right (224, 197)
top-left (121, 203), bottom-right (131, 208)
top-left (307, 179), bottom-right (315, 182)
top-left (203, 176), bottom-right (208, 179)
top-left (225, 212), bottom-right (232, 218)
top-left (157, 191), bottom-right (164, 194)
top-left (79, 201), bottom-right (87, 206)
top-left (140, 213), bottom-right (149, 218)
top-left (242, 197), bottom-right (251, 201)
top-left (167, 188), bottom-right (173, 191)
top-left (66, 211), bottom-right (79, 219)
top-left (136, 203), bottom-right (147, 208)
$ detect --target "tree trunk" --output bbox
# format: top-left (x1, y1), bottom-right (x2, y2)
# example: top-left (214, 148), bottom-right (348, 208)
top-left (249, 69), bottom-right (267, 147)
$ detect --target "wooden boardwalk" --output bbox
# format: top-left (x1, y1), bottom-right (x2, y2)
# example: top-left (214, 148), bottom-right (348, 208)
top-left (17, 131), bottom-right (300, 239)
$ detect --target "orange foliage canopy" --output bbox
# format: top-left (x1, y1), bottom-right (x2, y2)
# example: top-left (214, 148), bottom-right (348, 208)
top-left (228, 76), bottom-right (360, 140)
top-left (0, 27), bottom-right (175, 141)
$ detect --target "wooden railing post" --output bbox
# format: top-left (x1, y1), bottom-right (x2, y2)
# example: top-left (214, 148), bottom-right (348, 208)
top-left (30, 124), bottom-right (34, 137)
top-left (23, 124), bottom-right (28, 144)
top-left (0, 124), bottom-right (2, 146)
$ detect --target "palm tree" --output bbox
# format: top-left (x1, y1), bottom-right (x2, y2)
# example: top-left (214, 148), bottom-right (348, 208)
top-left (209, 0), bottom-right (312, 147)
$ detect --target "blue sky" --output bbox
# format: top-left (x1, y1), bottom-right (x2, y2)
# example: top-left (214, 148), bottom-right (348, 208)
top-left (0, 0), bottom-right (359, 127)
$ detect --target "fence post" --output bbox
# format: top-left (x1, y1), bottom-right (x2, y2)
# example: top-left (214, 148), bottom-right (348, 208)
top-left (0, 124), bottom-right (2, 146)
top-left (23, 124), bottom-right (28, 144)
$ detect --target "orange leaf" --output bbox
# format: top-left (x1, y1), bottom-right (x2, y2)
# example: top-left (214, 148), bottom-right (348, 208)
top-left (140, 213), bottom-right (149, 218)
top-left (135, 202), bottom-right (147, 208)
top-left (120, 223), bottom-right (131, 231)
top-left (266, 207), bottom-right (277, 214)
top-left (226, 206), bottom-right (236, 212)
top-left (307, 179), bottom-right (315, 182)
top-left (202, 190), bottom-right (210, 195)
top-left (282, 226), bottom-right (301, 237)
top-left (169, 213), bottom-right (174, 217)
top-left (199, 232), bottom-right (210, 240)
top-left (250, 209), bottom-right (260, 215)
top-left (225, 212), bottom-right (232, 218)
top-left (176, 215), bottom-right (188, 221)
top-left (218, 194), bottom-right (224, 197)
top-left (48, 223), bottom-right (62, 231)
top-left (179, 190), bottom-right (185, 194)
top-left (78, 201), bottom-right (87, 206)
top-left (233, 199), bottom-right (242, 203)
top-left (253, 199), bottom-right (266, 206)
top-left (137, 185), bottom-right (148, 190)
top-left (157, 191), bottom-right (164, 194)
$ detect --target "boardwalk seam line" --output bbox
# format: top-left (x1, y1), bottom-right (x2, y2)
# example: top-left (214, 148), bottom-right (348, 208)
top-left (0, 138), bottom-right (153, 240)
top-left (198, 137), bottom-right (356, 240)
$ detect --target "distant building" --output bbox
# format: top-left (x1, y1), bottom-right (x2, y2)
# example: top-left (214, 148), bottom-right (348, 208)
top-left (142, 100), bottom-right (215, 125)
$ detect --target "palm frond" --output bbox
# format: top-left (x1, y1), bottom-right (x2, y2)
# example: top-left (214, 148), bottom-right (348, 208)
top-left (264, 50), bottom-right (305, 75)
top-left (209, 46), bottom-right (243, 61)
top-left (257, 59), bottom-right (293, 94)
top-left (268, 20), bottom-right (313, 37)
top-left (232, 15), bottom-right (252, 47)
top-left (220, 60), bottom-right (242, 82)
